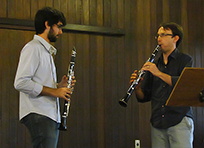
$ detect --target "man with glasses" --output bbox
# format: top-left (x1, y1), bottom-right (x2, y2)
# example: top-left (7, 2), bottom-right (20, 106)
top-left (14, 7), bottom-right (75, 148)
top-left (130, 22), bottom-right (194, 148)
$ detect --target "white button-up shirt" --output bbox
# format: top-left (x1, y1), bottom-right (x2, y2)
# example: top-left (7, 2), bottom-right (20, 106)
top-left (14, 35), bottom-right (61, 123)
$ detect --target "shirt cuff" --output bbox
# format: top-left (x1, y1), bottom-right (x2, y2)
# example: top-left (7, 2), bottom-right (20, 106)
top-left (31, 83), bottom-right (43, 97)
top-left (171, 76), bottom-right (179, 87)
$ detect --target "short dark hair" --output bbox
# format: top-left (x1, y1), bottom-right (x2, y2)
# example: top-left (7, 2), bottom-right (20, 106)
top-left (159, 22), bottom-right (183, 47)
top-left (34, 7), bottom-right (66, 34)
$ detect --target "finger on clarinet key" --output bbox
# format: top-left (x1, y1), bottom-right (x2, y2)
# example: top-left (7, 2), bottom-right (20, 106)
top-left (65, 93), bottom-right (70, 99)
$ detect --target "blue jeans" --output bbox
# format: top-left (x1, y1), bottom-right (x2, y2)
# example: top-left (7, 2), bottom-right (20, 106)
top-left (21, 113), bottom-right (59, 148)
top-left (151, 116), bottom-right (194, 148)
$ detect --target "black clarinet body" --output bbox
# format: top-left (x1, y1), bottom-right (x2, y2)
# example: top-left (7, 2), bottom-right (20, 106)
top-left (58, 47), bottom-right (76, 131)
top-left (119, 45), bottom-right (161, 107)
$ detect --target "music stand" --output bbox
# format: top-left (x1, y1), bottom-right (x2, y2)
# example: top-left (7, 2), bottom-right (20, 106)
top-left (166, 67), bottom-right (204, 107)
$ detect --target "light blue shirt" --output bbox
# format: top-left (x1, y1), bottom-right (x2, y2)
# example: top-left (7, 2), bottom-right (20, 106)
top-left (14, 35), bottom-right (61, 123)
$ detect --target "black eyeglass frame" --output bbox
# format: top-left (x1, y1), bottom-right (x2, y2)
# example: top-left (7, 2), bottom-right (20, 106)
top-left (155, 33), bottom-right (174, 39)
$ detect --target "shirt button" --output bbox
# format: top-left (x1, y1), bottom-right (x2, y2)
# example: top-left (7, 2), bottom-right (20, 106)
top-left (162, 115), bottom-right (164, 117)
top-left (162, 105), bottom-right (164, 107)
top-left (163, 85), bottom-right (165, 88)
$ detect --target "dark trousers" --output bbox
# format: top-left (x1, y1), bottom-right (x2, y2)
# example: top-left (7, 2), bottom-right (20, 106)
top-left (21, 113), bottom-right (59, 148)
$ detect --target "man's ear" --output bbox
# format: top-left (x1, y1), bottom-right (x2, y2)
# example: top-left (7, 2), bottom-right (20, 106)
top-left (173, 35), bottom-right (179, 43)
top-left (45, 21), bottom-right (50, 29)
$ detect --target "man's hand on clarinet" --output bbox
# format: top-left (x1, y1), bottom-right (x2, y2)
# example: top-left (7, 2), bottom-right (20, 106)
top-left (57, 75), bottom-right (76, 88)
top-left (58, 75), bottom-right (68, 88)
top-left (40, 85), bottom-right (73, 101)
top-left (71, 76), bottom-right (76, 92)
top-left (55, 87), bottom-right (72, 101)
top-left (142, 62), bottom-right (161, 77)
top-left (130, 70), bottom-right (143, 89)
top-left (56, 75), bottom-right (76, 101)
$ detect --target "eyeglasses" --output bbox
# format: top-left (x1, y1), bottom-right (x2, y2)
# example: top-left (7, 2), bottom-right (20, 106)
top-left (155, 33), bottom-right (173, 39)
top-left (55, 24), bottom-right (63, 29)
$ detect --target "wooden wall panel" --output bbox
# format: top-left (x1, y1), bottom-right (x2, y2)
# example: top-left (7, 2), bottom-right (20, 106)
top-left (162, 0), bottom-right (170, 22)
top-left (0, 0), bottom-right (7, 17)
top-left (0, 29), bottom-right (34, 148)
top-left (1, 0), bottom-right (204, 148)
top-left (187, 1), bottom-right (204, 148)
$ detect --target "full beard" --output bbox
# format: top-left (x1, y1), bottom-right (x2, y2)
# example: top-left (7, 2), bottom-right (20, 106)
top-left (48, 27), bottom-right (57, 42)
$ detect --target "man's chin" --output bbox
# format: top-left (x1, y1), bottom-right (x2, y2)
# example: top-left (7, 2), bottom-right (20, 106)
top-left (49, 38), bottom-right (57, 42)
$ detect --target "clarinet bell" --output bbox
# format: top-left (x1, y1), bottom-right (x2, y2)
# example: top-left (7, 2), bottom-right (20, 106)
top-left (118, 94), bottom-right (130, 107)
top-left (58, 117), bottom-right (67, 131)
top-left (119, 99), bottom-right (128, 107)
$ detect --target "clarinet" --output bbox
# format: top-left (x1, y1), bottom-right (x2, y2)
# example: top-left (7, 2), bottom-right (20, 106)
top-left (119, 45), bottom-right (161, 107)
top-left (58, 47), bottom-right (76, 130)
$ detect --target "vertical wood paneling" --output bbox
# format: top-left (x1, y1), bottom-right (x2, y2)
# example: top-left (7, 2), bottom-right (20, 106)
top-left (169, 0), bottom-right (181, 23)
top-left (136, 0), bottom-right (145, 67)
top-left (0, 0), bottom-right (7, 17)
top-left (117, 0), bottom-right (127, 147)
top-left (82, 0), bottom-right (90, 25)
top-left (78, 1), bottom-right (91, 147)
top-left (67, 0), bottom-right (76, 24)
top-left (22, 0), bottom-right (32, 19)
top-left (1, 29), bottom-right (10, 148)
top-left (60, 0), bottom-right (68, 18)
top-left (181, 0), bottom-right (188, 53)
top-left (1, 0), bottom-right (204, 148)
top-left (122, 0), bottom-right (133, 146)
top-left (0, 27), bottom-right (3, 148)
top-left (106, 0), bottom-right (119, 147)
top-left (0, 29), bottom-right (34, 148)
top-left (16, 0), bottom-right (24, 19)
top-left (53, 0), bottom-right (60, 10)
top-left (96, 0), bottom-right (105, 147)
top-left (139, 1), bottom-right (152, 147)
top-left (150, 0), bottom-right (158, 50)
top-left (45, 0), bottom-right (53, 7)
top-left (76, 0), bottom-right (82, 24)
top-left (60, 1), bottom-right (78, 146)
top-left (89, 1), bottom-right (97, 147)
top-left (30, 0), bottom-right (38, 20)
top-left (38, 0), bottom-right (46, 9)
top-left (75, 34), bottom-right (91, 148)
top-left (162, 0), bottom-right (169, 22)
top-left (95, 36), bottom-right (104, 148)
top-left (7, 0), bottom-right (16, 18)
top-left (130, 0), bottom-right (140, 146)
top-left (76, 34), bottom-right (83, 148)
top-left (9, 30), bottom-right (18, 148)
top-left (103, 0), bottom-right (113, 147)
top-left (7, 0), bottom-right (31, 19)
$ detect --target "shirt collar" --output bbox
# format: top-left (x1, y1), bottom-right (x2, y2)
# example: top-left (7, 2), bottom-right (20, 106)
top-left (168, 48), bottom-right (179, 59)
top-left (158, 48), bottom-right (179, 64)
top-left (34, 35), bottom-right (57, 55)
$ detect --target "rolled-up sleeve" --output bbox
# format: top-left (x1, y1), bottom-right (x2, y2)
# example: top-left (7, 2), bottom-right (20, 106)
top-left (171, 76), bottom-right (179, 87)
top-left (171, 55), bottom-right (193, 87)
top-left (14, 44), bottom-right (43, 97)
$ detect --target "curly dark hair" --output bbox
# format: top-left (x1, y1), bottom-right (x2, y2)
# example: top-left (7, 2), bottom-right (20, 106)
top-left (34, 7), bottom-right (66, 34)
